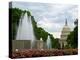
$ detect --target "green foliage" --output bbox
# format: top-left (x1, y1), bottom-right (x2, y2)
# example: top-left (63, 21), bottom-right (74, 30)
top-left (27, 11), bottom-right (31, 16)
top-left (67, 19), bottom-right (78, 48)
top-left (31, 16), bottom-right (49, 42)
top-left (62, 42), bottom-right (64, 49)
top-left (10, 8), bottom-right (49, 41)
top-left (64, 44), bottom-right (71, 49)
top-left (51, 38), bottom-right (60, 49)
top-left (10, 8), bottom-right (23, 39)
top-left (38, 27), bottom-right (48, 42)
top-left (10, 8), bottom-right (61, 49)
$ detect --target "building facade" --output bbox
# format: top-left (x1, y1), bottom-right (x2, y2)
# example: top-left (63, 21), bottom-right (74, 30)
top-left (60, 19), bottom-right (71, 48)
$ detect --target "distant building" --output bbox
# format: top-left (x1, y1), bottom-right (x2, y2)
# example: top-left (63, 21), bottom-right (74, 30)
top-left (59, 19), bottom-right (71, 48)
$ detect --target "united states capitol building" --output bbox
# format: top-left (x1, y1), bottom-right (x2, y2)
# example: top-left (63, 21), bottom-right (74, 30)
top-left (59, 19), bottom-right (71, 48)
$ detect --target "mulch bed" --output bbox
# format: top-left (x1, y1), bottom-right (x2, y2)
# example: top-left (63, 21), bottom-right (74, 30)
top-left (11, 49), bottom-right (78, 59)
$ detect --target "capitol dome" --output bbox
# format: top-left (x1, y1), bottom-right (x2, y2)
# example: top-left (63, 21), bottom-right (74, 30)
top-left (60, 19), bottom-right (71, 48)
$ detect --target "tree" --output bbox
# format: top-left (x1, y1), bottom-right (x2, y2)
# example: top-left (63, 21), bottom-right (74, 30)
top-left (10, 8), bottom-right (50, 42)
top-left (10, 8), bottom-right (23, 40)
top-left (67, 19), bottom-right (78, 48)
top-left (51, 37), bottom-right (60, 49)
top-left (10, 8), bottom-right (61, 49)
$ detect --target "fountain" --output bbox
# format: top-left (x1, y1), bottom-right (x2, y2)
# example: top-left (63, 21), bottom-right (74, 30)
top-left (40, 38), bottom-right (43, 50)
top-left (16, 12), bottom-right (36, 49)
top-left (46, 35), bottom-right (52, 49)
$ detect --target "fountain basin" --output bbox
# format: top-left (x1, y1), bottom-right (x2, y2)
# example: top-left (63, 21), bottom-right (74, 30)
top-left (12, 40), bottom-right (47, 52)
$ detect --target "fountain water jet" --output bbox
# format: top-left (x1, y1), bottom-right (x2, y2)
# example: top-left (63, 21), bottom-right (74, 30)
top-left (46, 35), bottom-right (52, 49)
top-left (16, 12), bottom-right (36, 49)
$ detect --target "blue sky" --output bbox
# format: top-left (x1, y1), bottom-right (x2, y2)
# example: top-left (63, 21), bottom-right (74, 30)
top-left (12, 2), bottom-right (78, 38)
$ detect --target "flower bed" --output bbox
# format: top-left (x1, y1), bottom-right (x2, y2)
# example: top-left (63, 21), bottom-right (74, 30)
top-left (11, 49), bottom-right (78, 58)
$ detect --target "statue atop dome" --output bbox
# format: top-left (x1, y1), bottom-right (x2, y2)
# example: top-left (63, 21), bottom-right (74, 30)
top-left (65, 19), bottom-right (67, 26)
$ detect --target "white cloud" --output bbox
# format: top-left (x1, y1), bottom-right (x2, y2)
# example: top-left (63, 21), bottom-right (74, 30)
top-left (37, 17), bottom-right (53, 29)
top-left (51, 32), bottom-right (61, 38)
top-left (12, 2), bottom-right (78, 38)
